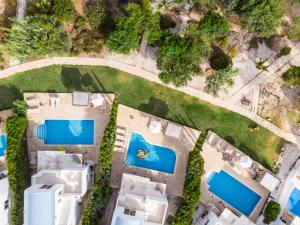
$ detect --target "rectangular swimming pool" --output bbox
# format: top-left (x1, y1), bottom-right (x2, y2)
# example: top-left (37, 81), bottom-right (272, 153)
top-left (287, 188), bottom-right (300, 217)
top-left (208, 170), bottom-right (261, 217)
top-left (36, 120), bottom-right (94, 145)
top-left (125, 132), bottom-right (176, 174)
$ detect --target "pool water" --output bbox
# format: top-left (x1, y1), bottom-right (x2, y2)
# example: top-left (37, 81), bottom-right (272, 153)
top-left (208, 170), bottom-right (261, 216)
top-left (36, 120), bottom-right (94, 145)
top-left (287, 188), bottom-right (300, 217)
top-left (125, 133), bottom-right (176, 174)
top-left (0, 135), bottom-right (7, 157)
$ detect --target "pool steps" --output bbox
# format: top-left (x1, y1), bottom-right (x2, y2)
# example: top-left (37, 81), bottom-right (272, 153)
top-left (35, 124), bottom-right (47, 140)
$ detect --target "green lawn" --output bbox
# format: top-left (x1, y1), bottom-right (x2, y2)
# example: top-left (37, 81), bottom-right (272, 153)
top-left (0, 65), bottom-right (283, 170)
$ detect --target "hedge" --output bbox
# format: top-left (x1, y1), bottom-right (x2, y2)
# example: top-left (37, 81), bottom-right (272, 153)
top-left (81, 101), bottom-right (118, 225)
top-left (172, 130), bottom-right (207, 225)
top-left (6, 116), bottom-right (29, 225)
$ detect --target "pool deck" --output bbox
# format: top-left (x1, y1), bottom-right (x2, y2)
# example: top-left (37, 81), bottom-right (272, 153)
top-left (201, 131), bottom-right (271, 222)
top-left (110, 104), bottom-right (200, 198)
top-left (24, 92), bottom-right (114, 165)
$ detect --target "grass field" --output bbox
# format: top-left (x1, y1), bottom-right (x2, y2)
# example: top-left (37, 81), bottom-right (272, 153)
top-left (0, 65), bottom-right (283, 170)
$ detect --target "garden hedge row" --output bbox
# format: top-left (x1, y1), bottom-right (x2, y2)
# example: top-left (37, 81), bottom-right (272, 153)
top-left (6, 116), bottom-right (29, 225)
top-left (172, 130), bottom-right (207, 225)
top-left (81, 101), bottom-right (118, 225)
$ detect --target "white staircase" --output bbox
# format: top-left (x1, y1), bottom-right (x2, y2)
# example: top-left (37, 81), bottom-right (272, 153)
top-left (57, 196), bottom-right (75, 225)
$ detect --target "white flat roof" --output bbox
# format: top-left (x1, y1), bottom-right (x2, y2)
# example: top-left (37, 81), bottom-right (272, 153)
top-left (72, 91), bottom-right (89, 106)
top-left (24, 184), bottom-right (63, 225)
top-left (38, 151), bottom-right (82, 171)
top-left (165, 122), bottom-right (183, 138)
top-left (260, 172), bottom-right (280, 192)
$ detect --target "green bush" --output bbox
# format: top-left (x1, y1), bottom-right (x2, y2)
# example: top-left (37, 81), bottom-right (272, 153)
top-left (12, 100), bottom-right (27, 116)
top-left (4, 15), bottom-right (70, 61)
top-left (210, 53), bottom-right (232, 70)
top-left (86, 2), bottom-right (106, 30)
top-left (198, 11), bottom-right (230, 40)
top-left (108, 3), bottom-right (162, 54)
top-left (172, 131), bottom-right (206, 225)
top-left (6, 116), bottom-right (29, 225)
top-left (276, 47), bottom-right (291, 58)
top-left (81, 101), bottom-right (118, 225)
top-left (53, 0), bottom-right (76, 21)
top-left (263, 201), bottom-right (281, 224)
top-left (282, 66), bottom-right (300, 86)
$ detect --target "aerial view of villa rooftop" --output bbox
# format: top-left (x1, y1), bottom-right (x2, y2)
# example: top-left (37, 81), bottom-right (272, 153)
top-left (1, 90), bottom-right (300, 225)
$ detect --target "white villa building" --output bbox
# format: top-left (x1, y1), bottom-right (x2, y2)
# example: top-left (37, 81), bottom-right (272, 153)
top-left (0, 170), bottom-right (10, 225)
top-left (24, 151), bottom-right (93, 225)
top-left (275, 160), bottom-right (300, 225)
top-left (111, 173), bottom-right (169, 225)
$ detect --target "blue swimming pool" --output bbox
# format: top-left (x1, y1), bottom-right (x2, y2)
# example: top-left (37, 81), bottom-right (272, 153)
top-left (287, 188), bottom-right (300, 217)
top-left (0, 135), bottom-right (7, 157)
top-left (208, 170), bottom-right (261, 216)
top-left (125, 133), bottom-right (176, 174)
top-left (36, 120), bottom-right (94, 145)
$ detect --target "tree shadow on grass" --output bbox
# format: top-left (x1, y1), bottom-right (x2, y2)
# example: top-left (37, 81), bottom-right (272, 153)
top-left (138, 97), bottom-right (169, 118)
top-left (61, 67), bottom-right (83, 91)
top-left (0, 84), bottom-right (22, 110)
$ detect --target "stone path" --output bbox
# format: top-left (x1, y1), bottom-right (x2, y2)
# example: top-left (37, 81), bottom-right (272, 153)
top-left (0, 56), bottom-right (299, 146)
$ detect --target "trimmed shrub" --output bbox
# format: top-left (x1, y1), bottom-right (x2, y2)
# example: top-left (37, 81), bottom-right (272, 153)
top-left (282, 66), bottom-right (300, 86)
top-left (198, 11), bottom-right (230, 40)
top-left (263, 201), bottom-right (281, 224)
top-left (53, 0), bottom-right (76, 21)
top-left (81, 101), bottom-right (118, 225)
top-left (172, 131), bottom-right (206, 225)
top-left (86, 2), bottom-right (106, 30)
top-left (210, 53), bottom-right (232, 70)
top-left (276, 47), bottom-right (291, 58)
top-left (6, 116), bottom-right (29, 225)
top-left (12, 100), bottom-right (27, 116)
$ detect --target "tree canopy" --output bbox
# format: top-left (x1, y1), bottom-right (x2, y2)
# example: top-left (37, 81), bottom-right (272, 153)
top-left (158, 24), bottom-right (211, 87)
top-left (263, 201), bottom-right (281, 224)
top-left (240, 0), bottom-right (286, 38)
top-left (86, 2), bottom-right (106, 30)
top-left (108, 3), bottom-right (162, 54)
top-left (4, 15), bottom-right (70, 61)
top-left (282, 66), bottom-right (300, 86)
top-left (205, 68), bottom-right (239, 96)
top-left (198, 11), bottom-right (231, 40)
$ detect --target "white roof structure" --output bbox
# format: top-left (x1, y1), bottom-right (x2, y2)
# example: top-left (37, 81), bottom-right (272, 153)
top-left (90, 94), bottom-right (105, 107)
top-left (38, 151), bottom-right (82, 170)
top-left (164, 122), bottom-right (183, 138)
top-left (239, 155), bottom-right (253, 168)
top-left (196, 208), bottom-right (255, 225)
top-left (24, 151), bottom-right (92, 225)
top-left (0, 170), bottom-right (10, 225)
top-left (24, 184), bottom-right (63, 225)
top-left (72, 92), bottom-right (89, 106)
top-left (111, 174), bottom-right (168, 225)
top-left (149, 119), bottom-right (161, 134)
top-left (260, 172), bottom-right (280, 192)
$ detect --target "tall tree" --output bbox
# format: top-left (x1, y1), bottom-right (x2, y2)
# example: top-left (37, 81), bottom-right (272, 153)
top-left (240, 0), bottom-right (286, 38)
top-left (108, 3), bottom-right (162, 54)
top-left (198, 11), bottom-right (231, 40)
top-left (4, 15), bottom-right (70, 61)
top-left (158, 24), bottom-right (211, 86)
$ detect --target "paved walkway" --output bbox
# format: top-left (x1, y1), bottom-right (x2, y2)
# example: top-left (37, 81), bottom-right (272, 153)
top-left (0, 56), bottom-right (299, 146)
